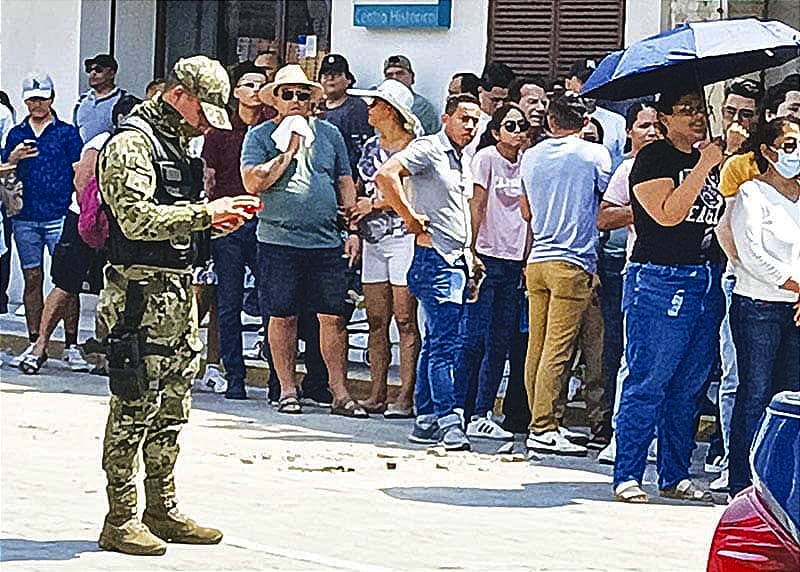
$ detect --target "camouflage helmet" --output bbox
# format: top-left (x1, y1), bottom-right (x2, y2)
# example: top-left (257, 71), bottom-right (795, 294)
top-left (172, 55), bottom-right (232, 130)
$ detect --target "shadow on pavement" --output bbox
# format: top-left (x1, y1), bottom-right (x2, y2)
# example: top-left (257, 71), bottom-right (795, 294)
top-left (0, 538), bottom-right (100, 562)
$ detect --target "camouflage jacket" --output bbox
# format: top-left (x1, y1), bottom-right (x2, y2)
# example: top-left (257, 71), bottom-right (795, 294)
top-left (97, 97), bottom-right (211, 276)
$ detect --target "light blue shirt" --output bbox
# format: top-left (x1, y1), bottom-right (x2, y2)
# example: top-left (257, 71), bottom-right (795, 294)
top-left (521, 135), bottom-right (611, 274)
top-left (73, 86), bottom-right (124, 143)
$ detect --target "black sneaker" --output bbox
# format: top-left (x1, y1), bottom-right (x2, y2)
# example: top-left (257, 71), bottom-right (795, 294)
top-left (587, 422), bottom-right (613, 450)
top-left (408, 418), bottom-right (439, 444)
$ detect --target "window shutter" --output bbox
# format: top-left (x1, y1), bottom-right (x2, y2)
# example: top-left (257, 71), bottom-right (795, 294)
top-left (488, 0), bottom-right (625, 79)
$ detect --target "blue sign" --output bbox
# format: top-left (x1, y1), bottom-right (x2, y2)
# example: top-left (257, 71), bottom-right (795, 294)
top-left (353, 0), bottom-right (451, 29)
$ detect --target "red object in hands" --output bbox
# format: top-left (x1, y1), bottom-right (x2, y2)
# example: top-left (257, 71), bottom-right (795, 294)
top-left (707, 488), bottom-right (800, 572)
top-left (241, 202), bottom-right (264, 214)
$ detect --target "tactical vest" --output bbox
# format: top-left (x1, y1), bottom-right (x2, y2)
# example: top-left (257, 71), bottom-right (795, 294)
top-left (104, 115), bottom-right (209, 270)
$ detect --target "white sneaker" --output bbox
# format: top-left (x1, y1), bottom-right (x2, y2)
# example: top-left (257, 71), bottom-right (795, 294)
top-left (63, 345), bottom-right (90, 372)
top-left (243, 340), bottom-right (265, 361)
top-left (710, 469), bottom-right (729, 492)
top-left (466, 412), bottom-right (513, 441)
top-left (558, 426), bottom-right (590, 445)
top-left (597, 435), bottom-right (616, 465)
top-left (194, 364), bottom-right (228, 393)
top-left (526, 430), bottom-right (588, 457)
top-left (704, 455), bottom-right (724, 474)
top-left (10, 343), bottom-right (35, 367)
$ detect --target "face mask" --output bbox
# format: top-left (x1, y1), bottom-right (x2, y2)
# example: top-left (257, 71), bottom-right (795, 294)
top-left (769, 148), bottom-right (800, 179)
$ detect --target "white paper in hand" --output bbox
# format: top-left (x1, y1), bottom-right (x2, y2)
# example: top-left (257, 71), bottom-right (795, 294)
top-left (271, 115), bottom-right (315, 152)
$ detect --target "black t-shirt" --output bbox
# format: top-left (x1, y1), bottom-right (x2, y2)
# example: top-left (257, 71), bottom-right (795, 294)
top-left (629, 140), bottom-right (724, 265)
top-left (319, 96), bottom-right (373, 180)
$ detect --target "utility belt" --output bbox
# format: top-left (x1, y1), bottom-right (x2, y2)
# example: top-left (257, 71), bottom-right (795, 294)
top-left (105, 268), bottom-right (172, 400)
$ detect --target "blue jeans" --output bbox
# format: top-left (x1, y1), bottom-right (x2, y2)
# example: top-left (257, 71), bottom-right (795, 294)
top-left (11, 217), bottom-right (64, 269)
top-left (717, 271), bottom-right (739, 468)
top-left (598, 253), bottom-right (625, 413)
top-left (407, 245), bottom-right (467, 418)
top-left (728, 294), bottom-right (800, 496)
top-left (213, 219), bottom-right (259, 391)
top-left (614, 262), bottom-right (724, 489)
top-left (453, 255), bottom-right (523, 419)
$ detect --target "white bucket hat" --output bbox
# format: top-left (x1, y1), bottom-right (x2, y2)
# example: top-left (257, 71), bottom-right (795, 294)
top-left (348, 79), bottom-right (421, 135)
top-left (259, 64), bottom-right (322, 106)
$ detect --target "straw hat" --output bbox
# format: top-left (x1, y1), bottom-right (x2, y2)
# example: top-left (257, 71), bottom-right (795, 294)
top-left (348, 79), bottom-right (420, 135)
top-left (259, 64), bottom-right (322, 106)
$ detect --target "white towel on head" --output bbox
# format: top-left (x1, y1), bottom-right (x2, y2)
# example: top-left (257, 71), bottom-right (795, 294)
top-left (271, 115), bottom-right (315, 151)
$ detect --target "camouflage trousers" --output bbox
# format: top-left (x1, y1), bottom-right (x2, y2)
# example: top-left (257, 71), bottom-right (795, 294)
top-left (97, 265), bottom-right (202, 522)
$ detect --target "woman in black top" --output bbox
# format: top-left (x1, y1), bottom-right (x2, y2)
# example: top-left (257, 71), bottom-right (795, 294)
top-left (613, 88), bottom-right (726, 504)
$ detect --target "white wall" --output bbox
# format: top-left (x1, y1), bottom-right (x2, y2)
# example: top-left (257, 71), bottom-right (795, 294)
top-left (0, 0), bottom-right (82, 121)
top-left (624, 0), bottom-right (663, 45)
top-left (113, 0), bottom-right (157, 98)
top-left (331, 0), bottom-right (489, 116)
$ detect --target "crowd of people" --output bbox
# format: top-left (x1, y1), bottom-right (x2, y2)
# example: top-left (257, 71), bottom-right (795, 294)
top-left (1, 50), bottom-right (798, 509)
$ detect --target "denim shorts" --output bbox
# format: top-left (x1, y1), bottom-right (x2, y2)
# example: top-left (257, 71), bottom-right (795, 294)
top-left (12, 217), bottom-right (64, 269)
top-left (257, 242), bottom-right (351, 318)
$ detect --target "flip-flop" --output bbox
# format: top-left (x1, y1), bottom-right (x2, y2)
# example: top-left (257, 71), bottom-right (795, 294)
top-left (331, 399), bottom-right (369, 419)
top-left (277, 395), bottom-right (302, 414)
top-left (384, 403), bottom-right (414, 419)
top-left (614, 480), bottom-right (650, 504)
top-left (19, 352), bottom-right (47, 375)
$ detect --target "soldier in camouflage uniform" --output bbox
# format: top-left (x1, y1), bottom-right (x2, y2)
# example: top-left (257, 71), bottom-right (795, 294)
top-left (96, 55), bottom-right (261, 556)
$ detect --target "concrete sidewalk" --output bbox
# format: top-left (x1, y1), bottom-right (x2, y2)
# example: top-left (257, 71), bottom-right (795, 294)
top-left (1, 364), bottom-right (726, 572)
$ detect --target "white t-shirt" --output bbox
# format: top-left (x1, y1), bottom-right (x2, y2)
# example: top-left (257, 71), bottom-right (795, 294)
top-left (603, 157), bottom-right (636, 260)
top-left (731, 179), bottom-right (800, 303)
top-left (471, 145), bottom-right (526, 261)
top-left (69, 131), bottom-right (111, 214)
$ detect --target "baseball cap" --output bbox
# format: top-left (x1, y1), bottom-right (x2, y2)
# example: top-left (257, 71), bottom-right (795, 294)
top-left (172, 55), bottom-right (232, 130)
top-left (383, 55), bottom-right (413, 74)
top-left (84, 54), bottom-right (119, 73)
top-left (22, 72), bottom-right (54, 100)
top-left (568, 58), bottom-right (598, 83)
top-left (320, 54), bottom-right (350, 76)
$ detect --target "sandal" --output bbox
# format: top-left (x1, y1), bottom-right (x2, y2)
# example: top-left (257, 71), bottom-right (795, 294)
top-left (277, 395), bottom-right (303, 414)
top-left (19, 352), bottom-right (47, 375)
top-left (358, 400), bottom-right (386, 414)
top-left (660, 479), bottom-right (713, 503)
top-left (614, 480), bottom-right (650, 504)
top-left (384, 403), bottom-right (414, 419)
top-left (331, 399), bottom-right (369, 419)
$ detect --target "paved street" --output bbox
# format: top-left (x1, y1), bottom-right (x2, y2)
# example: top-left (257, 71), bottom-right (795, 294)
top-left (1, 361), bottom-right (725, 571)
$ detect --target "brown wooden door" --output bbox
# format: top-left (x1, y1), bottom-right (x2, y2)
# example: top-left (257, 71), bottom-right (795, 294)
top-left (488, 0), bottom-right (625, 80)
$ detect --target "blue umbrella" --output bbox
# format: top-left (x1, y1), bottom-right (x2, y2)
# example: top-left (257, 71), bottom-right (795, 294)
top-left (583, 18), bottom-right (800, 100)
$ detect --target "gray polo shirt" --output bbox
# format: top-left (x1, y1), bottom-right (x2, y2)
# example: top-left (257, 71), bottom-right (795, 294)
top-left (411, 92), bottom-right (441, 135)
top-left (73, 86), bottom-right (124, 142)
top-left (395, 129), bottom-right (471, 265)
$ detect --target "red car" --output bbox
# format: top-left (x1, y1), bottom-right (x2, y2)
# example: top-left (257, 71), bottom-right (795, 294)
top-left (707, 391), bottom-right (800, 571)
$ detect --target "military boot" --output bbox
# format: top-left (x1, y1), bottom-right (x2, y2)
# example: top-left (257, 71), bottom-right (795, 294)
top-left (99, 485), bottom-right (167, 556)
top-left (141, 476), bottom-right (223, 544)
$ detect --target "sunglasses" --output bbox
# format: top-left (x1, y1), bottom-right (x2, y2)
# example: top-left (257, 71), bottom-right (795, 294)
top-left (502, 119), bottom-right (530, 133)
top-left (238, 81), bottom-right (265, 90)
top-left (673, 105), bottom-right (707, 117)
top-left (722, 106), bottom-right (755, 121)
top-left (279, 89), bottom-right (312, 102)
top-left (86, 65), bottom-right (108, 74)
top-left (771, 140), bottom-right (798, 154)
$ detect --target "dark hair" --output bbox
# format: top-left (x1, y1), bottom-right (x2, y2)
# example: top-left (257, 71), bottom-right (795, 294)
top-left (230, 61), bottom-right (267, 88)
top-left (655, 87), bottom-right (703, 114)
top-left (547, 93), bottom-right (587, 131)
top-left (724, 78), bottom-right (763, 105)
top-left (480, 61), bottom-right (516, 90)
top-left (476, 103), bottom-right (526, 152)
top-left (112, 94), bottom-right (143, 126)
top-left (761, 74), bottom-right (800, 116)
top-left (451, 72), bottom-right (480, 98)
top-left (752, 116), bottom-right (800, 174)
top-left (508, 75), bottom-right (548, 103)
top-left (625, 103), bottom-right (657, 130)
top-left (444, 93), bottom-right (479, 115)
top-left (0, 91), bottom-right (13, 116)
top-left (146, 78), bottom-right (166, 97)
